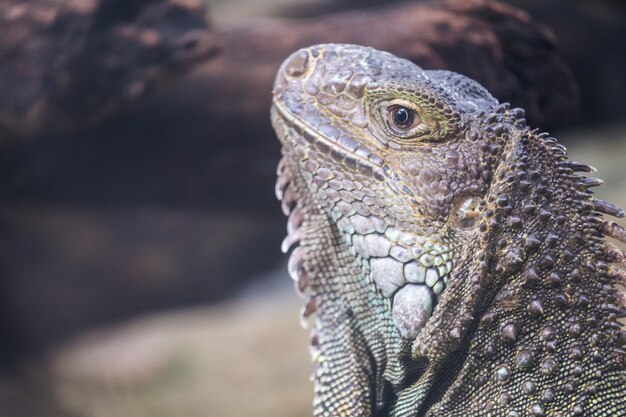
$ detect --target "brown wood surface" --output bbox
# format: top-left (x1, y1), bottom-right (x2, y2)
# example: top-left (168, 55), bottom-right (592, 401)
top-left (0, 0), bottom-right (576, 138)
top-left (201, 0), bottom-right (577, 133)
top-left (0, 0), bottom-right (219, 137)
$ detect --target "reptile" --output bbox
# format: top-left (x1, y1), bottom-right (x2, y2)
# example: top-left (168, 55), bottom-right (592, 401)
top-left (271, 44), bottom-right (626, 416)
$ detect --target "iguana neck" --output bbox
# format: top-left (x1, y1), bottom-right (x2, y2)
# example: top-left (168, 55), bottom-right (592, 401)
top-left (424, 130), bottom-right (626, 416)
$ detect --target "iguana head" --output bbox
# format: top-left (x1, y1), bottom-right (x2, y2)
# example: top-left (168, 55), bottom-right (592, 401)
top-left (272, 44), bottom-right (626, 415)
top-left (272, 44), bottom-right (516, 348)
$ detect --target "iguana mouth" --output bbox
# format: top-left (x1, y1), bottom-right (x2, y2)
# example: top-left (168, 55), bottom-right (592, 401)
top-left (272, 99), bottom-right (387, 181)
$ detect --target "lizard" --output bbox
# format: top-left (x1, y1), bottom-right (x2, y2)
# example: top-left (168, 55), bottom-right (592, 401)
top-left (271, 44), bottom-right (626, 416)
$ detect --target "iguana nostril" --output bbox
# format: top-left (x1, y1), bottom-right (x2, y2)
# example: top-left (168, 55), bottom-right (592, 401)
top-left (284, 50), bottom-right (310, 77)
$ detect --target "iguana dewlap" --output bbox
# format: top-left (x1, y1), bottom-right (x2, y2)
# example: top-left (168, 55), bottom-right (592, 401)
top-left (271, 44), bottom-right (626, 416)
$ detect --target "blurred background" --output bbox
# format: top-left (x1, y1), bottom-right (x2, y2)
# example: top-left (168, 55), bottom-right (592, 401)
top-left (0, 0), bottom-right (625, 416)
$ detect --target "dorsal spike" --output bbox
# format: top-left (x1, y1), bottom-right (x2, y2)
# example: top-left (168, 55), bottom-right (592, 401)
top-left (593, 199), bottom-right (625, 218)
top-left (602, 221), bottom-right (626, 244)
top-left (568, 161), bottom-right (597, 173)
top-left (605, 241), bottom-right (626, 264)
top-left (608, 264), bottom-right (626, 286)
top-left (580, 177), bottom-right (604, 189)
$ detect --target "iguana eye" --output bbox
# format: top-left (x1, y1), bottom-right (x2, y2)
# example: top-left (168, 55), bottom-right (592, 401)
top-left (388, 105), bottom-right (421, 132)
top-left (373, 99), bottom-right (434, 142)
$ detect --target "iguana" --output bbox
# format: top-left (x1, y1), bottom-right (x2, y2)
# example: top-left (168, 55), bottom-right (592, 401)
top-left (271, 44), bottom-right (626, 416)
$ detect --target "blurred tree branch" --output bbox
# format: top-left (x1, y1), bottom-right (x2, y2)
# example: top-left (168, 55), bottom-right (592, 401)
top-left (0, 0), bottom-right (577, 138)
top-left (0, 0), bottom-right (219, 137)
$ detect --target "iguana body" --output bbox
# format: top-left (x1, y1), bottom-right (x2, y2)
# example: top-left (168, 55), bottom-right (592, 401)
top-left (271, 44), bottom-right (626, 416)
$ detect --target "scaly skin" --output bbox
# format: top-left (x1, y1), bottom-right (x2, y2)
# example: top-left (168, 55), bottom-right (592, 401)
top-left (271, 44), bottom-right (626, 416)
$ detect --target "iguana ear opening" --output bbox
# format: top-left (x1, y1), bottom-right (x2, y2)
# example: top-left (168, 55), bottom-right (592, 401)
top-left (450, 194), bottom-right (484, 230)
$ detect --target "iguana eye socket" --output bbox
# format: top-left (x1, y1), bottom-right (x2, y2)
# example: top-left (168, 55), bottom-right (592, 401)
top-left (371, 98), bottom-right (433, 143)
top-left (388, 105), bottom-right (421, 132)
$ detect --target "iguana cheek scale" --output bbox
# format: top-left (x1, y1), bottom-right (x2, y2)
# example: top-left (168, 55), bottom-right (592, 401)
top-left (272, 44), bottom-right (626, 416)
